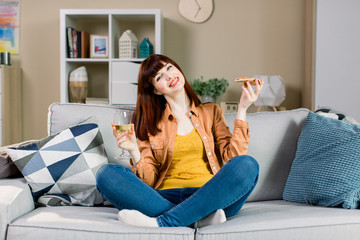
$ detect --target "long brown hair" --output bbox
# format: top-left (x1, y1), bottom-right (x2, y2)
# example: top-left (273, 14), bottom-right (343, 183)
top-left (133, 54), bottom-right (201, 141)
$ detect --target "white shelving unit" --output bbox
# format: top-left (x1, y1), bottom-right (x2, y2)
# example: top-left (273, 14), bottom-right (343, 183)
top-left (60, 9), bottom-right (163, 104)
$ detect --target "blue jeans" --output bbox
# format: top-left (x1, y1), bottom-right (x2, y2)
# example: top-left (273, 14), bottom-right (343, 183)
top-left (96, 155), bottom-right (259, 227)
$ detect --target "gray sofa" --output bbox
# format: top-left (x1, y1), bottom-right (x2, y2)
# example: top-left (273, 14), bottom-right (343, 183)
top-left (1, 103), bottom-right (360, 240)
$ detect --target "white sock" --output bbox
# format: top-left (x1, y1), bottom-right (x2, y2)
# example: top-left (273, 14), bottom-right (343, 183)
top-left (195, 209), bottom-right (227, 228)
top-left (118, 209), bottom-right (159, 227)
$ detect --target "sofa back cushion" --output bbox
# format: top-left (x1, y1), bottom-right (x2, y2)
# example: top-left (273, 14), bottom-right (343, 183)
top-left (224, 108), bottom-right (309, 202)
top-left (48, 103), bottom-right (135, 168)
top-left (49, 103), bottom-right (309, 202)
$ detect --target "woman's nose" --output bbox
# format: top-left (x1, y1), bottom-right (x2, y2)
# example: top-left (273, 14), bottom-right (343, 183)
top-left (163, 72), bottom-right (171, 81)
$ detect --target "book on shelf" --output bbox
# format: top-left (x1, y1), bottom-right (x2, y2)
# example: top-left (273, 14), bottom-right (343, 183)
top-left (66, 27), bottom-right (74, 58)
top-left (80, 31), bottom-right (90, 58)
top-left (66, 27), bottom-right (90, 58)
top-left (85, 98), bottom-right (109, 105)
top-left (72, 29), bottom-right (78, 58)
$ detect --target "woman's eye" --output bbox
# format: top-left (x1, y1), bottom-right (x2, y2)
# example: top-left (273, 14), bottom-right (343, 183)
top-left (167, 65), bottom-right (172, 71)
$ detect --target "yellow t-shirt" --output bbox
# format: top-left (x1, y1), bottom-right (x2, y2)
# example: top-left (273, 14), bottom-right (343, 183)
top-left (158, 128), bottom-right (214, 190)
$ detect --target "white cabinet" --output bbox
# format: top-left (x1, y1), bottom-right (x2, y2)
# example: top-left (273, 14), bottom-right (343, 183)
top-left (60, 9), bottom-right (163, 105)
top-left (0, 65), bottom-right (22, 146)
top-left (111, 61), bottom-right (140, 104)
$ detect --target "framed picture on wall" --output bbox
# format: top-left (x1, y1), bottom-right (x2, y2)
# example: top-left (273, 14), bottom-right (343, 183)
top-left (90, 35), bottom-right (108, 58)
top-left (0, 0), bottom-right (21, 54)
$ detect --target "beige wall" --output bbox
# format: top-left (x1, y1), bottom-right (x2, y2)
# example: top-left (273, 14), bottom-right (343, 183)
top-left (12, 0), bottom-right (305, 141)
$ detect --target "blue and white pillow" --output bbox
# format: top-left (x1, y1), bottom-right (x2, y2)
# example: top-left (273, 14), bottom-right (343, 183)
top-left (315, 107), bottom-right (360, 125)
top-left (6, 116), bottom-right (108, 206)
top-left (283, 112), bottom-right (360, 209)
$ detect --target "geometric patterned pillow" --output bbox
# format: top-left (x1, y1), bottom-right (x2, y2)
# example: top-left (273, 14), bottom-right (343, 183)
top-left (6, 116), bottom-right (108, 206)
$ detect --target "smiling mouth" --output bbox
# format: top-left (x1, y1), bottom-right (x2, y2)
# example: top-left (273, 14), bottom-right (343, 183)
top-left (169, 77), bottom-right (179, 87)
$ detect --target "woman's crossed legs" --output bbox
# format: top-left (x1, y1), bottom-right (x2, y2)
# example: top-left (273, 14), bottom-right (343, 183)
top-left (96, 155), bottom-right (259, 227)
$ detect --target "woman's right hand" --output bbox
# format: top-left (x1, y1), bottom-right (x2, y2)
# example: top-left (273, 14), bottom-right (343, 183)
top-left (236, 78), bottom-right (264, 121)
top-left (112, 123), bottom-right (138, 153)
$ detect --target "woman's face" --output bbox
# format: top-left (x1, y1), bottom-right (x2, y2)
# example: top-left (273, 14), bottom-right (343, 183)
top-left (152, 62), bottom-right (185, 96)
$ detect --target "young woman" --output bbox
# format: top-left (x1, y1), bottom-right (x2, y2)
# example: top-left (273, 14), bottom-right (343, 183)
top-left (96, 54), bottom-right (264, 228)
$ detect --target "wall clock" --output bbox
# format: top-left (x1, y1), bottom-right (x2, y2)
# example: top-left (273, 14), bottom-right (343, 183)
top-left (178, 0), bottom-right (214, 23)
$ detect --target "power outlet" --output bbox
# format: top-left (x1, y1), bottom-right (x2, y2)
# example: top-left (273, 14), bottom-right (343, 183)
top-left (220, 102), bottom-right (238, 113)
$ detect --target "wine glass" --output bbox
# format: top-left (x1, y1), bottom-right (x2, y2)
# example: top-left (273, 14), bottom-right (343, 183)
top-left (113, 110), bottom-right (131, 158)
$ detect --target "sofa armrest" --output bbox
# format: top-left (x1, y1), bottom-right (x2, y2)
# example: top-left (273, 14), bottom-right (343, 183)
top-left (0, 178), bottom-right (35, 240)
top-left (1, 140), bottom-right (37, 178)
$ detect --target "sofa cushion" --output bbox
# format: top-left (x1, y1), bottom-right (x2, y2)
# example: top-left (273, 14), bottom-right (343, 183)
top-left (224, 108), bottom-right (309, 202)
top-left (283, 112), bottom-right (360, 209)
top-left (196, 200), bottom-right (360, 240)
top-left (6, 116), bottom-right (107, 206)
top-left (7, 206), bottom-right (195, 240)
top-left (48, 103), bottom-right (135, 168)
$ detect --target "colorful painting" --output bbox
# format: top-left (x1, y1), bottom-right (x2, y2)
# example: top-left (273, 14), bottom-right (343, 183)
top-left (0, 0), bottom-right (20, 54)
top-left (94, 38), bottom-right (107, 54)
top-left (90, 35), bottom-right (108, 58)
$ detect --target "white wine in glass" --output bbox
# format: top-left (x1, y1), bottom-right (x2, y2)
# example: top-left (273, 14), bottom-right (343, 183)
top-left (114, 124), bottom-right (131, 135)
top-left (113, 110), bottom-right (131, 158)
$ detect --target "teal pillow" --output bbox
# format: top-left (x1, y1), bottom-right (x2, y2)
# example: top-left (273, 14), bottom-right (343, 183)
top-left (283, 112), bottom-right (360, 209)
top-left (6, 116), bottom-right (108, 206)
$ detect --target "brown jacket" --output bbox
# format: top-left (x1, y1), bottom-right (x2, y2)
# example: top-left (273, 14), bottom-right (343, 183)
top-left (131, 102), bottom-right (249, 189)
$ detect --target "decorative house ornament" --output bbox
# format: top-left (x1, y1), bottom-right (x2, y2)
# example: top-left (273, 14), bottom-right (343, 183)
top-left (253, 75), bottom-right (286, 111)
top-left (69, 66), bottom-right (88, 103)
top-left (139, 38), bottom-right (153, 58)
top-left (119, 30), bottom-right (138, 58)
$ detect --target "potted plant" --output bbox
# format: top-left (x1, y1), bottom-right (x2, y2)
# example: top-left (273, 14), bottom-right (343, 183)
top-left (190, 76), bottom-right (229, 103)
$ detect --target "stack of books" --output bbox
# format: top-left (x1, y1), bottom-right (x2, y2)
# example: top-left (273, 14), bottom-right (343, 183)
top-left (66, 27), bottom-right (89, 58)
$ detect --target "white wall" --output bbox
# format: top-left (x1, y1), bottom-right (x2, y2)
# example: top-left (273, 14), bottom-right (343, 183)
top-left (315, 0), bottom-right (360, 120)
